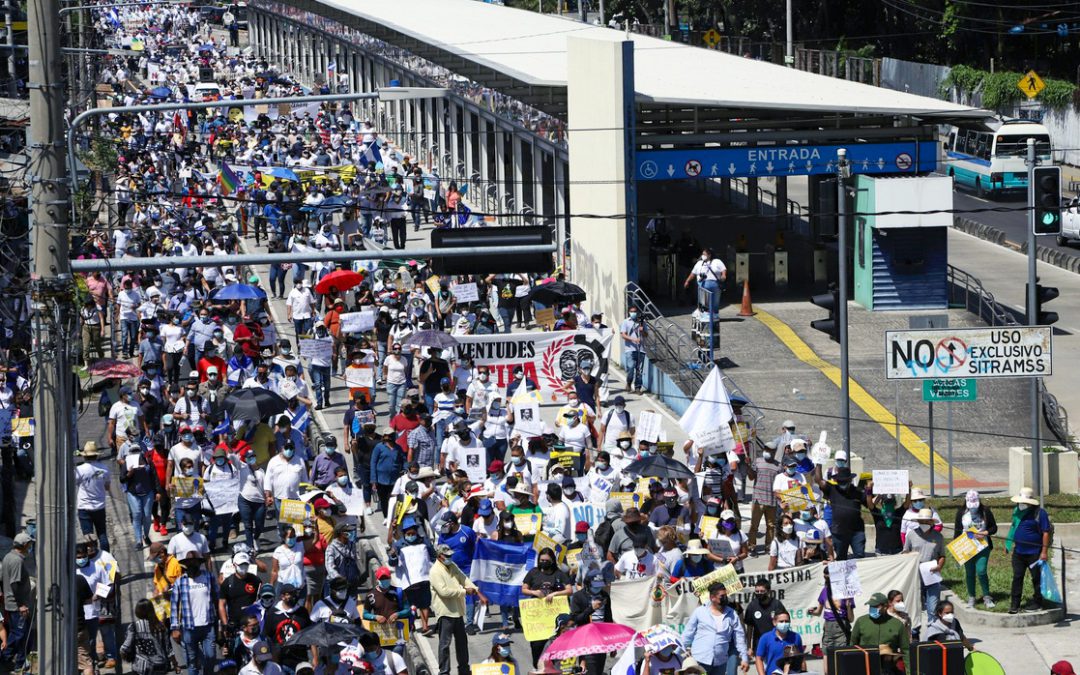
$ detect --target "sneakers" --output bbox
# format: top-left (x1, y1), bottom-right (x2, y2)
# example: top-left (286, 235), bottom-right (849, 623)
top-left (1023, 600), bottom-right (1043, 612)
top-left (966, 597), bottom-right (976, 609)
top-left (464, 624), bottom-right (479, 636)
top-left (1008, 606), bottom-right (1020, 614)
top-left (983, 596), bottom-right (996, 609)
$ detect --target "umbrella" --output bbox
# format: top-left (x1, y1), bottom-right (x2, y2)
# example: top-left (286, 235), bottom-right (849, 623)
top-left (87, 359), bottom-right (144, 379)
top-left (540, 622), bottom-right (636, 661)
top-left (529, 281), bottom-right (587, 305)
top-left (402, 330), bottom-right (459, 351)
top-left (210, 283), bottom-right (267, 301)
top-left (221, 388), bottom-right (288, 423)
top-left (282, 621), bottom-right (367, 648)
top-left (260, 166), bottom-right (300, 182)
top-left (623, 454), bottom-right (695, 480)
top-left (314, 269), bottom-right (364, 295)
top-left (300, 195), bottom-right (353, 213)
top-left (149, 85), bottom-right (172, 99)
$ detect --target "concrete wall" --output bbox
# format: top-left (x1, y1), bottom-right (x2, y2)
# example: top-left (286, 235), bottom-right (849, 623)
top-left (567, 36), bottom-right (635, 359)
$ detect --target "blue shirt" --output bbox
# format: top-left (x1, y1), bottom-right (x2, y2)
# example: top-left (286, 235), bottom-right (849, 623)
top-left (438, 525), bottom-right (477, 575)
top-left (1012, 507), bottom-right (1051, 556)
top-left (755, 628), bottom-right (802, 675)
top-left (619, 318), bottom-right (644, 353)
top-left (684, 604), bottom-right (747, 666)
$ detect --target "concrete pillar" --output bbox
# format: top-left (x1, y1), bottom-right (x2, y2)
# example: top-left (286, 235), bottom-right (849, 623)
top-left (747, 176), bottom-right (759, 212)
top-left (567, 36), bottom-right (635, 354)
top-left (463, 108), bottom-right (475, 182)
top-left (532, 141), bottom-right (544, 221)
top-left (555, 157), bottom-right (568, 272)
top-left (494, 124), bottom-right (507, 217)
top-left (513, 134), bottom-right (525, 223)
top-left (775, 176), bottom-right (788, 226)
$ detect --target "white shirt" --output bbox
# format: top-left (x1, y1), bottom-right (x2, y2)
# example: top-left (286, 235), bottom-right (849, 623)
top-left (772, 471), bottom-right (807, 494)
top-left (615, 550), bottom-right (657, 579)
top-left (76, 564), bottom-right (110, 620)
top-left (690, 257), bottom-right (727, 282)
top-left (444, 437), bottom-right (486, 484)
top-left (75, 461), bottom-right (110, 510)
top-left (168, 442), bottom-right (203, 474)
top-left (263, 454), bottom-right (309, 499)
top-left (167, 530), bottom-right (210, 560)
top-left (240, 662), bottom-right (282, 675)
top-left (286, 287), bottom-right (315, 320)
top-left (558, 422), bottom-right (591, 451)
top-left (238, 464), bottom-right (266, 502)
top-left (310, 596), bottom-right (360, 623)
top-left (543, 500), bottom-right (572, 544)
top-left (769, 537), bottom-right (801, 569)
top-left (272, 541), bottom-right (306, 588)
top-left (108, 401), bottom-right (142, 439)
top-left (466, 379), bottom-right (498, 410)
top-left (585, 466), bottom-right (617, 504)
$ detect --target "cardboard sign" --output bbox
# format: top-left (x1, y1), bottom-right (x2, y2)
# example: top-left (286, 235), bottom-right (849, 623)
top-left (691, 563), bottom-right (744, 600)
top-left (636, 410), bottom-right (662, 444)
top-left (872, 470), bottom-right (910, 496)
top-left (204, 475), bottom-right (240, 515)
top-left (698, 516), bottom-right (720, 540)
top-left (827, 560), bottom-right (862, 599)
top-left (362, 619), bottom-right (410, 647)
top-left (513, 512), bottom-right (543, 536)
top-left (451, 282), bottom-right (479, 304)
top-left (641, 625), bottom-right (683, 654)
top-left (946, 529), bottom-right (988, 566)
top-left (519, 596), bottom-right (570, 642)
top-left (426, 276), bottom-right (442, 295)
top-left (340, 310), bottom-right (377, 333)
top-left (278, 498), bottom-right (313, 525)
top-left (299, 338), bottom-right (333, 361)
top-left (345, 367), bottom-right (374, 389)
top-left (778, 483), bottom-right (818, 511)
top-left (564, 547), bottom-right (582, 571)
top-left (532, 531), bottom-right (566, 562)
top-left (513, 400), bottom-right (543, 436)
top-left (172, 476), bottom-right (204, 499)
top-left (534, 307), bottom-right (555, 328)
top-left (707, 538), bottom-right (736, 560)
top-left (610, 491), bottom-right (644, 512)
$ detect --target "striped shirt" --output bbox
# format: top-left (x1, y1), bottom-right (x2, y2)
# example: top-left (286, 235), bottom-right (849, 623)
top-left (169, 570), bottom-right (218, 630)
top-left (752, 457), bottom-right (781, 508)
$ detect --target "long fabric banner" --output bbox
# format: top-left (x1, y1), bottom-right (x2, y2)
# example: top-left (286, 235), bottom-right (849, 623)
top-left (452, 330), bottom-right (612, 402)
top-left (609, 554), bottom-right (922, 644)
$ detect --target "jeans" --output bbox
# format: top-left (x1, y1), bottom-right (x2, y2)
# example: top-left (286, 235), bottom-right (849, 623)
top-left (125, 491), bottom-right (154, 543)
top-left (269, 264), bottom-right (286, 297)
top-left (483, 437), bottom-right (508, 468)
top-left (387, 382), bottom-right (406, 418)
top-left (180, 624), bottom-right (216, 675)
top-left (965, 546), bottom-right (992, 598)
top-left (497, 307), bottom-right (513, 333)
top-left (121, 318), bottom-right (139, 357)
top-left (310, 364), bottom-right (331, 407)
top-left (922, 581), bottom-right (942, 624)
top-left (207, 512), bottom-right (233, 551)
top-left (293, 317), bottom-right (312, 339)
top-left (238, 496), bottom-right (267, 550)
top-left (1011, 551), bottom-right (1044, 608)
top-left (78, 507), bottom-right (110, 551)
top-left (436, 616), bottom-right (469, 675)
top-left (701, 278), bottom-right (722, 315)
top-left (173, 504), bottom-right (202, 531)
top-left (624, 350), bottom-right (645, 390)
top-left (353, 463), bottom-right (372, 503)
top-left (1, 610), bottom-right (32, 667)
top-left (832, 530), bottom-right (866, 560)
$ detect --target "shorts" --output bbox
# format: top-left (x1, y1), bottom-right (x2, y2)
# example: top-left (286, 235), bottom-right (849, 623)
top-left (822, 620), bottom-right (847, 650)
top-left (304, 566), bottom-right (325, 600)
top-left (405, 581), bottom-right (432, 609)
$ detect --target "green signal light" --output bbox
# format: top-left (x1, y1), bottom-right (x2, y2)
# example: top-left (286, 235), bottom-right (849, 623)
top-left (1043, 212), bottom-right (1059, 226)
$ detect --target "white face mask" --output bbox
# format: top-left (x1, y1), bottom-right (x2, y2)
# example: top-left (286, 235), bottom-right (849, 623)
top-left (941, 612), bottom-right (955, 623)
top-left (782, 524), bottom-right (794, 535)
top-left (893, 601), bottom-right (906, 613)
top-left (919, 523), bottom-right (932, 532)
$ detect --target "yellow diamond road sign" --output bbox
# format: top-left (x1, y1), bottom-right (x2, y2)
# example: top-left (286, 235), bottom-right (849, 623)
top-left (1018, 70), bottom-right (1046, 99)
top-left (703, 29), bottom-right (721, 49)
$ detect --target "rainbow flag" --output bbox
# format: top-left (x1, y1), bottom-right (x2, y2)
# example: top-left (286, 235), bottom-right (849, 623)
top-left (219, 161), bottom-right (239, 196)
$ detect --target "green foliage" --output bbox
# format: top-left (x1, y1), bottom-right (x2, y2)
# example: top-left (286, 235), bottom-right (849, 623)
top-left (940, 64), bottom-right (1078, 112)
top-left (78, 134), bottom-right (119, 175)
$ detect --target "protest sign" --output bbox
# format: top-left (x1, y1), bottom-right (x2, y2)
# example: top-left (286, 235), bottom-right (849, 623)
top-left (534, 307), bottom-right (555, 328)
top-left (345, 367), bottom-right (374, 389)
top-left (451, 282), bottom-right (479, 303)
top-left (532, 531), bottom-right (566, 562)
top-left (335, 489), bottom-right (367, 517)
top-left (691, 563), bottom-right (744, 600)
top-left (778, 483), bottom-right (818, 511)
top-left (172, 476), bottom-right (204, 499)
top-left (827, 560), bottom-right (861, 599)
top-left (340, 310), bottom-right (377, 333)
top-left (204, 476), bottom-right (239, 515)
top-left (564, 548), bottom-right (582, 571)
top-left (472, 664), bottom-right (514, 675)
top-left (356, 409), bottom-right (376, 427)
top-left (299, 338), bottom-right (333, 361)
top-left (569, 502), bottom-right (606, 530)
top-left (637, 410), bottom-right (662, 444)
top-left (947, 530), bottom-right (988, 566)
top-left (514, 513), bottom-right (543, 536)
top-left (278, 499), bottom-right (313, 525)
top-left (513, 400), bottom-right (544, 436)
top-left (707, 538), bottom-right (736, 560)
top-left (426, 276), bottom-right (442, 295)
top-left (610, 492), bottom-right (644, 512)
top-left (277, 379), bottom-right (300, 401)
top-left (393, 495), bottom-right (413, 526)
top-left (519, 596), bottom-right (570, 642)
top-left (641, 625), bottom-right (684, 654)
top-left (362, 619), bottom-right (410, 647)
top-left (872, 470), bottom-right (910, 495)
top-left (698, 516), bottom-right (720, 540)
top-left (692, 425), bottom-right (735, 453)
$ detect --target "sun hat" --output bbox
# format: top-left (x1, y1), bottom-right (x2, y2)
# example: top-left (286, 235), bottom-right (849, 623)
top-left (1011, 487), bottom-right (1039, 506)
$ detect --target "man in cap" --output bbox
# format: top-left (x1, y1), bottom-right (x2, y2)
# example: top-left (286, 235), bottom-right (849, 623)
top-left (238, 639), bottom-right (280, 675)
top-left (75, 441), bottom-right (113, 552)
top-left (430, 543), bottom-right (488, 675)
top-left (1006, 486), bottom-right (1052, 614)
top-left (263, 584), bottom-right (311, 672)
top-left (815, 466), bottom-right (866, 560)
top-left (311, 575), bottom-right (360, 625)
top-left (325, 522), bottom-right (362, 591)
top-left (219, 551), bottom-right (262, 631)
top-left (147, 541), bottom-right (182, 599)
top-left (849, 592), bottom-right (910, 673)
top-left (772, 455), bottom-right (806, 509)
top-left (0, 532), bottom-right (34, 669)
top-left (107, 385), bottom-right (143, 451)
top-left (285, 278), bottom-right (316, 337)
top-left (902, 507), bottom-right (946, 623)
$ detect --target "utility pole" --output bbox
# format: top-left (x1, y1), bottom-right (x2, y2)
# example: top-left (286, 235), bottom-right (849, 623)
top-left (837, 149), bottom-right (851, 452)
top-left (4, 0), bottom-right (14, 96)
top-left (785, 0), bottom-right (794, 65)
top-left (1025, 137), bottom-right (1043, 506)
top-left (29, 0), bottom-right (75, 666)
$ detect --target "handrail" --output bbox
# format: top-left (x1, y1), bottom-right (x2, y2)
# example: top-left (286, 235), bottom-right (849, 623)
top-left (947, 264), bottom-right (1073, 448)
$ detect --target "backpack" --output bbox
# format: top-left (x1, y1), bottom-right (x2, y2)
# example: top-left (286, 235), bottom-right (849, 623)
top-left (594, 519), bottom-right (615, 556)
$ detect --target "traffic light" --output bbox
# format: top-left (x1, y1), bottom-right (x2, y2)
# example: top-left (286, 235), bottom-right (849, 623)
top-left (1033, 166), bottom-right (1062, 235)
top-left (1027, 282), bottom-right (1060, 325)
top-left (429, 225), bottom-right (554, 275)
top-left (809, 284), bottom-right (840, 342)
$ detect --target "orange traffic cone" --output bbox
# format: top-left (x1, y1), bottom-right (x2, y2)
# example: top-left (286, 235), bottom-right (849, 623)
top-left (738, 278), bottom-right (755, 317)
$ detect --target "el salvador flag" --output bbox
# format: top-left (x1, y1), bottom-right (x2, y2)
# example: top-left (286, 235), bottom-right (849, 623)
top-left (457, 203), bottom-right (472, 227)
top-left (212, 410), bottom-right (232, 437)
top-left (360, 142), bottom-right (383, 167)
top-left (469, 539), bottom-right (535, 606)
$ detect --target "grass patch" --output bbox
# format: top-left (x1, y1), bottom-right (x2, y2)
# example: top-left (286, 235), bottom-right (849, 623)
top-left (933, 493), bottom-right (1080, 525)
top-left (939, 546), bottom-right (1019, 612)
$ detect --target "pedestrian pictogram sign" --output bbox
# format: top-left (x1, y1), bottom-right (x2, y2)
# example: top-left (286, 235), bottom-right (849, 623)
top-left (1018, 70), bottom-right (1046, 99)
top-left (703, 29), bottom-right (721, 49)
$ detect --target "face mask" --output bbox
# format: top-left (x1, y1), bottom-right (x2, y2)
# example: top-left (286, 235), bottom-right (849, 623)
top-left (700, 254), bottom-right (708, 261)
top-left (617, 440), bottom-right (631, 450)
top-left (776, 621), bottom-right (790, 633)
top-left (201, 316), bottom-right (211, 324)
top-left (919, 523), bottom-right (932, 532)
top-left (782, 524), bottom-right (794, 534)
top-left (568, 399), bottom-right (579, 407)
top-left (514, 372), bottom-right (523, 380)
top-left (183, 468), bottom-right (194, 477)
top-left (498, 646), bottom-right (511, 658)
top-left (260, 596), bottom-right (274, 608)
top-left (337, 475), bottom-right (349, 487)
top-left (172, 318), bottom-right (180, 325)
top-left (869, 607), bottom-right (882, 619)
top-left (304, 527), bottom-right (315, 536)
top-left (893, 602), bottom-right (906, 613)
top-left (706, 506), bottom-right (719, 516)
top-left (912, 500), bottom-right (925, 509)
top-left (755, 592), bottom-right (769, 601)
top-left (689, 554), bottom-right (703, 563)
top-left (76, 557), bottom-right (89, 568)
top-left (568, 418), bottom-right (579, 427)
top-left (324, 445), bottom-right (335, 455)
top-left (801, 511), bottom-right (813, 522)
top-left (762, 451), bottom-right (772, 461)
top-left (405, 533), bottom-right (418, 544)
top-left (378, 579), bottom-right (392, 590)
top-left (576, 533), bottom-right (587, 542)
top-left (182, 434), bottom-right (195, 443)
top-left (140, 387), bottom-right (150, 395)
top-left (215, 458), bottom-right (226, 467)
top-left (941, 612), bottom-right (955, 623)
top-left (1017, 503), bottom-right (1031, 512)
top-left (795, 452), bottom-right (807, 461)
top-left (596, 461), bottom-right (608, 471)
top-left (454, 407), bottom-right (466, 415)
top-left (512, 457), bottom-right (524, 466)
top-left (785, 467), bottom-right (797, 476)
top-left (281, 347), bottom-right (292, 355)
top-left (182, 524), bottom-right (195, 535)
top-left (666, 498), bottom-right (678, 509)
top-left (285, 537), bottom-right (297, 547)
top-left (540, 559), bottom-right (555, 570)
top-left (283, 449), bottom-right (295, 459)
top-left (836, 460), bottom-right (849, 468)
top-left (246, 455), bottom-right (257, 466)
top-left (333, 590), bottom-right (347, 600)
top-left (640, 450), bottom-right (651, 458)
top-left (478, 373), bottom-right (489, 381)
top-left (722, 520), bottom-right (736, 532)
top-left (615, 405), bottom-right (625, 413)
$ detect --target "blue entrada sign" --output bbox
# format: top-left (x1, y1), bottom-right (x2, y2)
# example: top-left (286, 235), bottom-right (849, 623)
top-left (635, 141), bottom-right (938, 181)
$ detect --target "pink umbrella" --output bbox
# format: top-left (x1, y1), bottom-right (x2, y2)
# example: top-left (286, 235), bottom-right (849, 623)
top-left (87, 359), bottom-right (144, 379)
top-left (540, 622), bottom-right (637, 661)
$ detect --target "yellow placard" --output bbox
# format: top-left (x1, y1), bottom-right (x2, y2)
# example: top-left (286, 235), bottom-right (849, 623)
top-left (946, 529), bottom-right (988, 566)
top-left (394, 494), bottom-right (414, 526)
top-left (564, 547), bottom-right (582, 571)
top-left (610, 491), bottom-right (644, 512)
top-left (534, 307), bottom-right (555, 328)
top-left (778, 483), bottom-right (817, 511)
top-left (171, 476), bottom-right (204, 498)
top-left (472, 664), bottom-right (515, 675)
top-left (691, 563), bottom-right (744, 601)
top-left (362, 619), bottom-right (410, 647)
top-left (519, 596), bottom-right (570, 642)
top-left (550, 450), bottom-right (580, 471)
top-left (698, 515), bottom-right (720, 540)
top-left (150, 593), bottom-right (170, 621)
top-left (514, 512), bottom-right (543, 536)
top-left (426, 275), bottom-right (442, 295)
top-left (278, 498), bottom-right (313, 525)
top-left (532, 531), bottom-right (566, 563)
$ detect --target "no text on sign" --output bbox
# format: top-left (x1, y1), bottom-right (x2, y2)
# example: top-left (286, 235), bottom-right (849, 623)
top-left (1018, 70), bottom-right (1046, 100)
top-left (885, 326), bottom-right (1052, 380)
top-left (922, 378), bottom-right (977, 402)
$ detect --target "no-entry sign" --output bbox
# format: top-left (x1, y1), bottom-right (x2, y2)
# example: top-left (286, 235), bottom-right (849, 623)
top-left (885, 326), bottom-right (1052, 380)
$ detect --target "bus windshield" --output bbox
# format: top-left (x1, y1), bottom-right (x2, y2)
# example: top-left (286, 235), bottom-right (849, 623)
top-left (995, 133), bottom-right (1051, 158)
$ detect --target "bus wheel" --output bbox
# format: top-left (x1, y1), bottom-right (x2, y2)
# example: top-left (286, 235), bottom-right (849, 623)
top-left (976, 179), bottom-right (987, 198)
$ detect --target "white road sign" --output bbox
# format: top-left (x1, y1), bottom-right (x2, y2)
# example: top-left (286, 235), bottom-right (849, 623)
top-left (885, 326), bottom-right (1052, 380)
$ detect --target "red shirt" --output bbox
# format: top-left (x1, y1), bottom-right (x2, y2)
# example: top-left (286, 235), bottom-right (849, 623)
top-left (231, 323), bottom-right (262, 359)
top-left (146, 449), bottom-right (168, 487)
top-left (390, 413), bottom-right (421, 455)
top-left (197, 356), bottom-right (226, 383)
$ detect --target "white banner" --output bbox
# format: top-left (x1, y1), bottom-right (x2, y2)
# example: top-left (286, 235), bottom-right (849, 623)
top-left (885, 326), bottom-right (1052, 379)
top-left (452, 330), bottom-right (612, 403)
top-left (203, 475), bottom-right (240, 515)
top-left (340, 309), bottom-right (377, 334)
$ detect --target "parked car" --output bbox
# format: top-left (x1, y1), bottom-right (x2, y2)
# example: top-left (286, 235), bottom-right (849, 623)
top-left (1059, 197), bottom-right (1080, 247)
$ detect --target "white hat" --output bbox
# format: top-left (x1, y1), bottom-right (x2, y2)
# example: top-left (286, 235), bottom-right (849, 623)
top-left (790, 438), bottom-right (807, 451)
top-left (719, 509), bottom-right (735, 520)
top-left (834, 450), bottom-right (849, 461)
top-left (910, 487), bottom-right (927, 501)
top-left (1011, 487), bottom-right (1039, 506)
top-left (233, 551), bottom-right (251, 565)
top-left (782, 420), bottom-right (796, 429)
top-left (684, 539), bottom-right (710, 556)
top-left (915, 508), bottom-right (936, 522)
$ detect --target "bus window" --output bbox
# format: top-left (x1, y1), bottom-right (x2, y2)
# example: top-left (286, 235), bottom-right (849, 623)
top-left (995, 133), bottom-right (1051, 158)
top-left (976, 133), bottom-right (990, 160)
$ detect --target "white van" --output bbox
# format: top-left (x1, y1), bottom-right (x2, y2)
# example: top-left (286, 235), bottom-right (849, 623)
top-left (1059, 198), bottom-right (1080, 247)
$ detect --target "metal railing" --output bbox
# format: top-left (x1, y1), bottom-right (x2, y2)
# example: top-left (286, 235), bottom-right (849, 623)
top-left (725, 177), bottom-right (809, 230)
top-left (947, 264), bottom-right (1073, 448)
top-left (624, 281), bottom-right (765, 436)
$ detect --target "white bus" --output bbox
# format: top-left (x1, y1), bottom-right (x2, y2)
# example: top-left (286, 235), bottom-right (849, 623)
top-left (945, 120), bottom-right (1052, 198)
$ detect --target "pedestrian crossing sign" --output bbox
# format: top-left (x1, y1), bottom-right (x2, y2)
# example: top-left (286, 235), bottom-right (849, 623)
top-left (1018, 70), bottom-right (1046, 99)
top-left (703, 29), bottom-right (721, 49)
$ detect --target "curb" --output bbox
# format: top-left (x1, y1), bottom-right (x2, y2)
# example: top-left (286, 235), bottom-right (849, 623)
top-left (942, 589), bottom-right (1065, 628)
top-left (953, 217), bottom-right (1080, 274)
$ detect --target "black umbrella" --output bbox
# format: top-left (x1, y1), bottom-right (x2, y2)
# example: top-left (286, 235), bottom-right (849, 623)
top-left (402, 329), bottom-right (459, 351)
top-left (221, 387), bottom-right (288, 423)
top-left (624, 454), bottom-right (695, 480)
top-left (529, 281), bottom-right (587, 305)
top-left (282, 621), bottom-right (368, 648)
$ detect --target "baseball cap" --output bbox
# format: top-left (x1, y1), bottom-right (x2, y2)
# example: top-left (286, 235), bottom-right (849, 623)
top-left (252, 641), bottom-right (273, 662)
top-left (375, 566), bottom-right (392, 580)
top-left (477, 498), bottom-right (494, 517)
top-left (575, 521), bottom-right (589, 534)
top-left (1051, 662), bottom-right (1077, 675)
top-left (13, 532), bottom-right (32, 547)
top-left (865, 592), bottom-right (888, 607)
top-left (488, 459), bottom-right (504, 474)
top-left (435, 543), bottom-right (454, 557)
top-left (492, 633), bottom-right (512, 646)
top-left (233, 551), bottom-right (251, 566)
top-left (782, 456), bottom-right (798, 467)
top-left (258, 583), bottom-right (276, 599)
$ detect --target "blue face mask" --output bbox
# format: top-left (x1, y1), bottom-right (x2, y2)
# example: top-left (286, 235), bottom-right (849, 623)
top-left (215, 458), bottom-right (226, 466)
top-left (283, 449), bottom-right (295, 459)
top-left (324, 445), bottom-right (335, 455)
top-left (76, 558), bottom-right (89, 568)
top-left (912, 500), bottom-right (925, 509)
top-left (337, 475), bottom-right (349, 486)
top-left (246, 456), bottom-right (257, 465)
top-left (869, 607), bottom-right (882, 619)
top-left (378, 579), bottom-right (392, 590)
top-left (405, 533), bottom-right (418, 544)
top-left (285, 537), bottom-right (297, 547)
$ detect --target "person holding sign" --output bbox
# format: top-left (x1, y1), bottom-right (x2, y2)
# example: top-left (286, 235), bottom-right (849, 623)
top-left (902, 508), bottom-right (946, 624)
top-left (522, 547), bottom-right (573, 667)
top-left (953, 490), bottom-right (997, 609)
top-left (481, 632), bottom-right (520, 673)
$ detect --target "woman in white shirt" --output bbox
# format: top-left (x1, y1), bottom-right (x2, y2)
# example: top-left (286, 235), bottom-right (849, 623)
top-left (160, 316), bottom-right (187, 385)
top-left (382, 342), bottom-right (409, 418)
top-left (270, 524), bottom-right (307, 597)
top-left (202, 449), bottom-right (239, 551)
top-left (768, 513), bottom-right (803, 571)
top-left (237, 452), bottom-right (267, 550)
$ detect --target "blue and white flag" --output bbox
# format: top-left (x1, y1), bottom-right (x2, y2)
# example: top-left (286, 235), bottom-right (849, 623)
top-left (469, 539), bottom-right (535, 606)
top-left (456, 203), bottom-right (472, 227)
top-left (284, 403), bottom-right (310, 433)
top-left (212, 410), bottom-right (232, 437)
top-left (360, 142), bottom-right (383, 167)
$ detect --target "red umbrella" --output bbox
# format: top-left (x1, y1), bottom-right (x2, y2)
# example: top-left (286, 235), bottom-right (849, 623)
top-left (87, 359), bottom-right (144, 379)
top-left (540, 622), bottom-right (637, 661)
top-left (314, 269), bottom-right (364, 295)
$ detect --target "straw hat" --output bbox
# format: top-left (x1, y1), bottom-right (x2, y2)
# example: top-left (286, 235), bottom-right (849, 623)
top-left (915, 508), bottom-right (936, 522)
top-left (81, 441), bottom-right (101, 458)
top-left (1011, 487), bottom-right (1039, 506)
top-left (909, 487), bottom-right (927, 501)
top-left (684, 539), bottom-right (710, 556)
